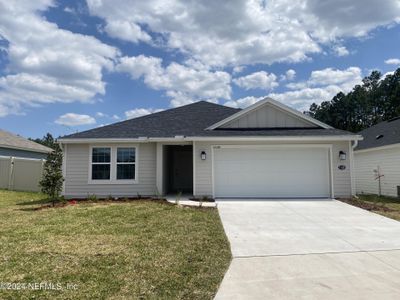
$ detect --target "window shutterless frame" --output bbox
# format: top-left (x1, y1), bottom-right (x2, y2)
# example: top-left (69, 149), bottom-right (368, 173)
top-left (91, 147), bottom-right (111, 180)
top-left (88, 145), bottom-right (139, 184)
top-left (116, 147), bottom-right (136, 181)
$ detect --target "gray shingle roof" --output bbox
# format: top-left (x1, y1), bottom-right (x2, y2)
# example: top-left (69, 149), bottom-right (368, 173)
top-left (0, 129), bottom-right (53, 153)
top-left (61, 101), bottom-right (355, 139)
top-left (356, 117), bottom-right (400, 150)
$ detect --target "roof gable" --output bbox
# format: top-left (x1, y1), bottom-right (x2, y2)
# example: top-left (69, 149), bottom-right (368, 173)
top-left (207, 98), bottom-right (332, 130)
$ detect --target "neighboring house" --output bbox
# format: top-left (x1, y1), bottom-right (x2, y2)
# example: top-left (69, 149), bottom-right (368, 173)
top-left (59, 98), bottom-right (362, 199)
top-left (354, 117), bottom-right (400, 197)
top-left (0, 129), bottom-right (52, 192)
top-left (0, 129), bottom-right (52, 159)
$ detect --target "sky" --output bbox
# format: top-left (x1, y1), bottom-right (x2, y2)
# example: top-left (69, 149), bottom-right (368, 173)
top-left (0, 0), bottom-right (399, 139)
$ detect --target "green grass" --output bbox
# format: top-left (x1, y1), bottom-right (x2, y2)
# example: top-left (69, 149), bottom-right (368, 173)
top-left (342, 194), bottom-right (400, 221)
top-left (0, 190), bottom-right (231, 299)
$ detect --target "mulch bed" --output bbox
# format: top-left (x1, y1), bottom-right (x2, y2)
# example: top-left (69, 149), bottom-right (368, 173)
top-left (340, 198), bottom-right (395, 212)
top-left (33, 197), bottom-right (169, 210)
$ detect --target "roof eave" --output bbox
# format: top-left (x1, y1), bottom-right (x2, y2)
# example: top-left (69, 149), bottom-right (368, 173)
top-left (59, 135), bottom-right (362, 144)
top-left (0, 143), bottom-right (52, 154)
top-left (355, 142), bottom-right (400, 153)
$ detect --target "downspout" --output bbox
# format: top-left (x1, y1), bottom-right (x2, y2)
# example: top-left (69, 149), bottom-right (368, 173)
top-left (350, 140), bottom-right (359, 197)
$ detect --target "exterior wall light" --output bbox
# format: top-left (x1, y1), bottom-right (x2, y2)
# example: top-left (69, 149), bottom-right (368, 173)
top-left (339, 150), bottom-right (346, 161)
top-left (200, 151), bottom-right (206, 160)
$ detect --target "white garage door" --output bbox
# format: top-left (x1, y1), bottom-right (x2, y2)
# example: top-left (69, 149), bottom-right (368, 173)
top-left (213, 146), bottom-right (331, 198)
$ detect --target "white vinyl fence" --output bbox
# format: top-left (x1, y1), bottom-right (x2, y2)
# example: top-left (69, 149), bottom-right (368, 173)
top-left (0, 156), bottom-right (45, 192)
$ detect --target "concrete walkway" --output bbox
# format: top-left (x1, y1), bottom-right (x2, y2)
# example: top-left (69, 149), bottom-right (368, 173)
top-left (166, 197), bottom-right (217, 207)
top-left (215, 200), bottom-right (400, 299)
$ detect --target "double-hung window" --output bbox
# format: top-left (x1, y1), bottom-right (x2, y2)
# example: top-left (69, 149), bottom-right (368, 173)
top-left (91, 147), bottom-right (111, 180)
top-left (90, 146), bottom-right (137, 183)
top-left (116, 147), bottom-right (136, 180)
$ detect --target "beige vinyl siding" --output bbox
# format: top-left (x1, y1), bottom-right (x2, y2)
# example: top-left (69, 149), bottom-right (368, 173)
top-left (0, 156), bottom-right (11, 189)
top-left (0, 156), bottom-right (44, 192)
top-left (221, 104), bottom-right (317, 128)
top-left (64, 143), bottom-right (156, 198)
top-left (194, 141), bottom-right (352, 198)
top-left (355, 145), bottom-right (400, 197)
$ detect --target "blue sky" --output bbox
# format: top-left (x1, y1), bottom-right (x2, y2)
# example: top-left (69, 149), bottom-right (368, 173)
top-left (0, 0), bottom-right (399, 138)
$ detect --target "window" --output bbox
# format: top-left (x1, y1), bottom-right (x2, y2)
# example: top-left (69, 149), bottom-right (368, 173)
top-left (91, 147), bottom-right (111, 180)
top-left (117, 148), bottom-right (136, 180)
top-left (89, 146), bottom-right (137, 183)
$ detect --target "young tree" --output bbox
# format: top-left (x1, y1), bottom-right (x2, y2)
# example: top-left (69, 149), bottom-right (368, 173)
top-left (29, 133), bottom-right (60, 150)
top-left (39, 146), bottom-right (64, 206)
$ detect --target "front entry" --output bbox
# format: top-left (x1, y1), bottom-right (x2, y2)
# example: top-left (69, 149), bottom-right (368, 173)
top-left (165, 145), bottom-right (193, 194)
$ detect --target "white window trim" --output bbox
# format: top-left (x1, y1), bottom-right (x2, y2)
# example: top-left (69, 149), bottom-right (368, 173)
top-left (88, 145), bottom-right (139, 184)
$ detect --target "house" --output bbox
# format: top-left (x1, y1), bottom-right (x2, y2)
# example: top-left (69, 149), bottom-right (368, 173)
top-left (59, 98), bottom-right (362, 199)
top-left (0, 129), bottom-right (52, 159)
top-left (0, 129), bottom-right (52, 192)
top-left (354, 117), bottom-right (400, 197)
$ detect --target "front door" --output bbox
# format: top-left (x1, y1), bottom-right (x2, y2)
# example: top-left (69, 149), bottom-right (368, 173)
top-left (167, 145), bottom-right (193, 194)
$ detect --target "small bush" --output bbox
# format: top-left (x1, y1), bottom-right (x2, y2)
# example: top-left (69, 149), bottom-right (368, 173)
top-left (87, 194), bottom-right (97, 202)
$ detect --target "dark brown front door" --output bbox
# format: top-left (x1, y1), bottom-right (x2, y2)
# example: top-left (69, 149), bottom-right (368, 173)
top-left (167, 145), bottom-right (193, 194)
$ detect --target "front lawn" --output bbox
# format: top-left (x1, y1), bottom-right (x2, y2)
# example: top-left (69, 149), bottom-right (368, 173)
top-left (0, 190), bottom-right (231, 299)
top-left (341, 194), bottom-right (400, 221)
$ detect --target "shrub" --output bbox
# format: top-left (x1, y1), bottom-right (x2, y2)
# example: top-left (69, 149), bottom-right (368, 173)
top-left (39, 145), bottom-right (64, 206)
top-left (87, 194), bottom-right (97, 202)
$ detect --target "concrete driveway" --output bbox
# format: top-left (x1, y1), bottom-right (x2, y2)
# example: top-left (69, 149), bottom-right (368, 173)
top-left (215, 200), bottom-right (400, 299)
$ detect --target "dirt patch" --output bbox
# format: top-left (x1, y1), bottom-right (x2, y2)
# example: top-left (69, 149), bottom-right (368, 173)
top-left (188, 197), bottom-right (215, 202)
top-left (340, 197), bottom-right (395, 213)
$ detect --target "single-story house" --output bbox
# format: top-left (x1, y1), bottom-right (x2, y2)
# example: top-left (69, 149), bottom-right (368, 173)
top-left (0, 129), bottom-right (52, 159)
top-left (59, 98), bottom-right (362, 199)
top-left (355, 117), bottom-right (400, 197)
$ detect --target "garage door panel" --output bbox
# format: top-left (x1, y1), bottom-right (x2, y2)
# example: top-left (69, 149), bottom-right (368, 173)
top-left (214, 147), bottom-right (330, 198)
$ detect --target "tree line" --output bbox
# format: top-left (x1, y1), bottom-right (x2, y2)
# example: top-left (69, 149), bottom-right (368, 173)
top-left (307, 68), bottom-right (400, 132)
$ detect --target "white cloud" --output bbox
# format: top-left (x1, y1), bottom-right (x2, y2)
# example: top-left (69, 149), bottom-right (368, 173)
top-left (87, 0), bottom-right (400, 67)
top-left (96, 112), bottom-right (106, 117)
top-left (385, 58), bottom-right (400, 65)
top-left (269, 86), bottom-right (344, 112)
top-left (55, 113), bottom-right (96, 126)
top-left (281, 69), bottom-right (296, 81)
top-left (226, 66), bottom-right (363, 111)
top-left (308, 67), bottom-right (362, 88)
top-left (225, 96), bottom-right (264, 109)
top-left (125, 108), bottom-right (163, 119)
top-left (232, 66), bottom-right (245, 74)
top-left (271, 67), bottom-right (362, 110)
top-left (104, 20), bottom-right (151, 43)
top-left (333, 45), bottom-right (350, 57)
top-left (0, 1), bottom-right (118, 116)
top-left (116, 55), bottom-right (231, 107)
top-left (233, 71), bottom-right (278, 91)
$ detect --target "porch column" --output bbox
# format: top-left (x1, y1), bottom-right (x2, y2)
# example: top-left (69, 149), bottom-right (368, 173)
top-left (156, 142), bottom-right (163, 195)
